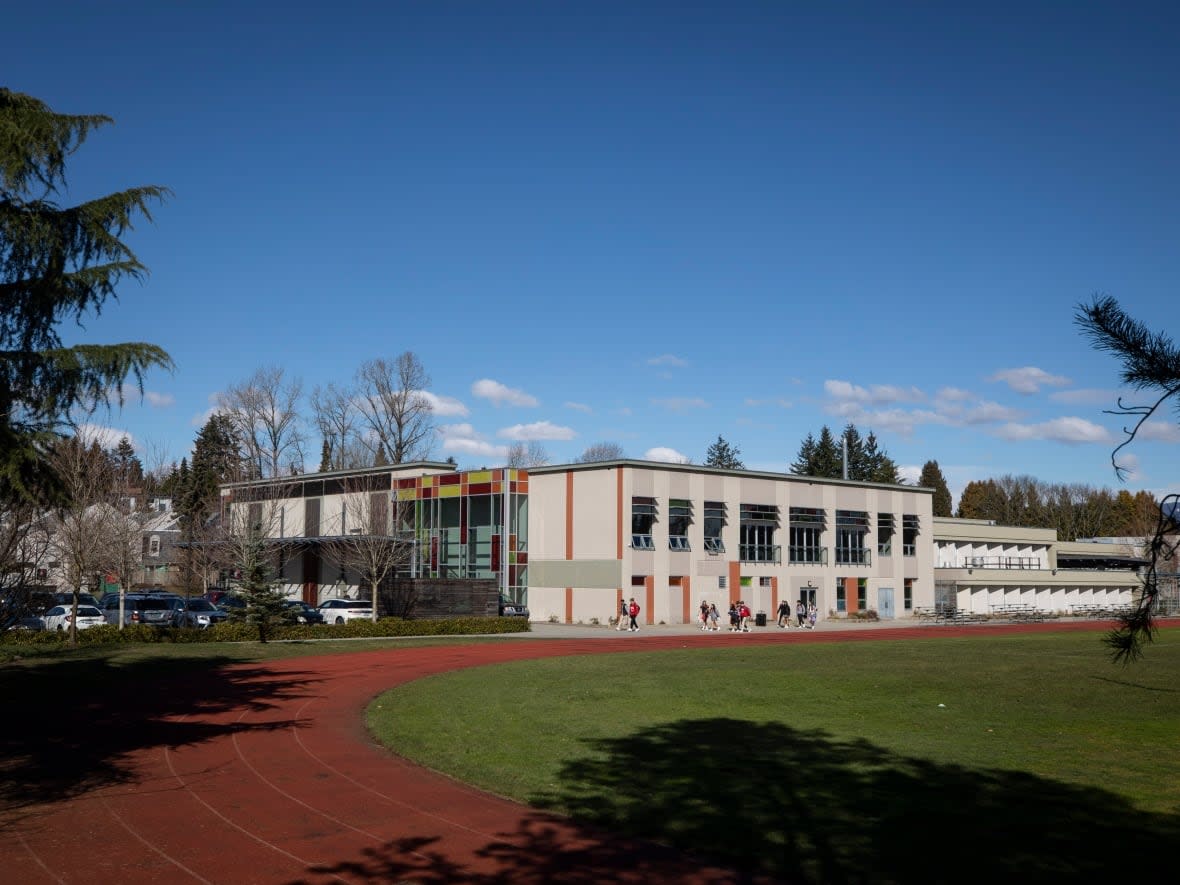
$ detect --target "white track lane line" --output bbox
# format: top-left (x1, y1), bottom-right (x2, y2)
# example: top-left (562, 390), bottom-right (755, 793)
top-left (102, 795), bottom-right (214, 884)
top-left (16, 832), bottom-right (67, 885)
top-left (162, 716), bottom-right (350, 884)
top-left (288, 697), bottom-right (506, 842)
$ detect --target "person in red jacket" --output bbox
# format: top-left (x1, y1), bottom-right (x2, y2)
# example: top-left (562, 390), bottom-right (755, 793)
top-left (739, 600), bottom-right (752, 632)
top-left (628, 598), bottom-right (641, 632)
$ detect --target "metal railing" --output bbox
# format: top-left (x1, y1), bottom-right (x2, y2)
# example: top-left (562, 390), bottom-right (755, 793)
top-left (787, 546), bottom-right (827, 565)
top-left (834, 548), bottom-right (872, 566)
top-left (739, 544), bottom-right (781, 564)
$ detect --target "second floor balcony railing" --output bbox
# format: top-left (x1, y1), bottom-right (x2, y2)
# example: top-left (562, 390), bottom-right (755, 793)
top-left (788, 545), bottom-right (827, 565)
top-left (835, 548), bottom-right (872, 566)
top-left (740, 543), bottom-right (781, 564)
top-left (959, 556), bottom-right (1044, 570)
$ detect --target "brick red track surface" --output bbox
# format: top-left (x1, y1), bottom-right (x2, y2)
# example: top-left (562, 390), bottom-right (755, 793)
top-left (0, 621), bottom-right (1118, 884)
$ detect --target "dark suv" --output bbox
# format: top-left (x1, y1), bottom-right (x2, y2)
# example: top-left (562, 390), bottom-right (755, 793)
top-left (499, 595), bottom-right (530, 617)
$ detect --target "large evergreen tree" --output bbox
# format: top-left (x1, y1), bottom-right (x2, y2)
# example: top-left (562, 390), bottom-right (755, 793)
top-left (704, 435), bottom-right (744, 469)
top-left (791, 424), bottom-right (896, 482)
top-left (0, 89), bottom-right (172, 506)
top-left (918, 460), bottom-right (953, 517)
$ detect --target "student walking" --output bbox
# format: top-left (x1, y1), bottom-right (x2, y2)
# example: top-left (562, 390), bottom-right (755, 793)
top-left (699, 600), bottom-right (711, 630)
top-left (739, 600), bottom-right (752, 632)
top-left (796, 599), bottom-right (807, 628)
top-left (776, 598), bottom-right (791, 628)
top-left (708, 603), bottom-right (720, 631)
top-left (808, 602), bottom-right (818, 629)
top-left (616, 598), bottom-right (628, 631)
top-left (628, 597), bottom-right (641, 632)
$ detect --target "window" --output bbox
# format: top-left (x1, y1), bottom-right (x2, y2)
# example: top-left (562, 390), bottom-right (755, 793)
top-left (835, 510), bottom-right (870, 565)
top-left (718, 576), bottom-right (727, 590)
top-left (877, 513), bottom-right (894, 556)
top-left (148, 535), bottom-right (161, 557)
top-left (759, 576), bottom-right (772, 587)
top-left (703, 501), bottom-right (726, 553)
top-left (631, 575), bottom-right (647, 587)
top-left (857, 578), bottom-right (867, 610)
top-left (740, 503), bottom-right (780, 563)
top-left (835, 578), bottom-right (846, 612)
top-left (789, 507), bottom-right (826, 564)
top-left (903, 514), bottom-right (920, 556)
top-left (904, 578), bottom-right (913, 611)
top-left (632, 497), bottom-right (657, 550)
top-left (668, 498), bottom-right (692, 550)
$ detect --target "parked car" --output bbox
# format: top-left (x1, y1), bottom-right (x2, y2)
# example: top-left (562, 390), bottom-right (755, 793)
top-left (499, 595), bottom-right (530, 617)
top-left (41, 604), bottom-right (106, 632)
top-left (102, 594), bottom-right (177, 627)
top-left (215, 594), bottom-right (246, 613)
top-left (178, 598), bottom-right (229, 629)
top-left (51, 591), bottom-right (101, 609)
top-left (284, 600), bottom-right (325, 624)
top-left (317, 598), bottom-right (374, 624)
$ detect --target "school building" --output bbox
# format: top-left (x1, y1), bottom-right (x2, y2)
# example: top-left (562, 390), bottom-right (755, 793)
top-left (220, 459), bottom-right (1142, 624)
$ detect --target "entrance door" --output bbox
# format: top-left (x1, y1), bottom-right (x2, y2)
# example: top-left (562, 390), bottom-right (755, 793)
top-left (878, 587), bottom-right (895, 619)
top-left (799, 586), bottom-right (816, 608)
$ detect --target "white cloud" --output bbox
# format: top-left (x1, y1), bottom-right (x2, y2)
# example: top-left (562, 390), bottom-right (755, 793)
top-left (120, 384), bottom-right (174, 408)
top-left (898, 464), bottom-right (922, 485)
top-left (471, 379), bottom-right (538, 408)
top-left (988, 366), bottom-right (1071, 394)
top-left (993, 417), bottom-right (1113, 444)
top-left (1136, 421), bottom-right (1180, 443)
top-left (935, 387), bottom-right (973, 402)
top-left (647, 354), bottom-right (688, 368)
top-left (564, 401), bottom-right (592, 414)
top-left (443, 437), bottom-right (509, 458)
top-left (1048, 388), bottom-right (1117, 405)
top-left (824, 380), bottom-right (925, 405)
top-left (420, 391), bottom-right (470, 417)
top-left (437, 424), bottom-right (509, 459)
top-left (651, 397), bottom-right (710, 412)
top-left (644, 446), bottom-right (691, 464)
top-left (73, 423), bottom-right (131, 449)
top-left (498, 421), bottom-right (577, 441)
top-left (961, 401), bottom-right (1024, 424)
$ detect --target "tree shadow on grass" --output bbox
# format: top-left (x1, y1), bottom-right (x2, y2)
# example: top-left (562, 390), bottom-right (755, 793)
top-left (303, 718), bottom-right (1179, 884)
top-left (0, 653), bottom-right (320, 821)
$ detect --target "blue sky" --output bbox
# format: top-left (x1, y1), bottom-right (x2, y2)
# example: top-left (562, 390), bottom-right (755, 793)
top-left (10, 1), bottom-right (1179, 504)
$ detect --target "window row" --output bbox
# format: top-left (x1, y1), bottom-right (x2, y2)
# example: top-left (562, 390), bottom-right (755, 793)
top-left (630, 499), bottom-right (920, 561)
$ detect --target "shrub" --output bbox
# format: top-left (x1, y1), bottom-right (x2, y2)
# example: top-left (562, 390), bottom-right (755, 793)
top-left (0, 617), bottom-right (530, 649)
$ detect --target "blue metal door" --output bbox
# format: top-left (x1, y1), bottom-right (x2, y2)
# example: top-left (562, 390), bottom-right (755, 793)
top-left (878, 587), bottom-right (895, 619)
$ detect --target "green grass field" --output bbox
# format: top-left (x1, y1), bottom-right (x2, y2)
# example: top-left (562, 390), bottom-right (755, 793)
top-left (369, 628), bottom-right (1180, 882)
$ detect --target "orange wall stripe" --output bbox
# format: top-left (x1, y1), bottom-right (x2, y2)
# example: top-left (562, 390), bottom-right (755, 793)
top-left (645, 576), bottom-right (654, 626)
top-left (729, 561), bottom-right (740, 606)
top-left (565, 587), bottom-right (573, 624)
top-left (682, 576), bottom-right (692, 624)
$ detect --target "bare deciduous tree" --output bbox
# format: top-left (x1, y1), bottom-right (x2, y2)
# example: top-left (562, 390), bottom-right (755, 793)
top-left (505, 441), bottom-right (551, 468)
top-left (354, 353), bottom-right (435, 464)
top-left (0, 500), bottom-right (52, 633)
top-left (219, 366), bottom-right (306, 479)
top-left (49, 436), bottom-right (131, 644)
top-left (319, 477), bottom-right (413, 621)
top-left (577, 441), bottom-right (626, 463)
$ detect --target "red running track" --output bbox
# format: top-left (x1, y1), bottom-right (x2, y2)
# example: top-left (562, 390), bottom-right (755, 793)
top-left (0, 621), bottom-right (1121, 884)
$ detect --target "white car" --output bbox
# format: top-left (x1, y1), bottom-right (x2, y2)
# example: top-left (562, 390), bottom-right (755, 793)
top-left (42, 604), bottom-right (106, 632)
top-left (317, 598), bottom-right (374, 624)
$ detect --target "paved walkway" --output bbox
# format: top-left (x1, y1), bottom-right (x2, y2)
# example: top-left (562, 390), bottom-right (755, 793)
top-left (0, 618), bottom-right (1124, 884)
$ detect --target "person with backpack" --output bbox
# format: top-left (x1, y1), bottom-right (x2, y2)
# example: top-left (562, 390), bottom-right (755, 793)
top-left (796, 599), bottom-right (807, 627)
top-left (699, 599), bottom-right (710, 631)
top-left (739, 600), bottom-right (752, 632)
top-left (628, 597), bottom-right (641, 632)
